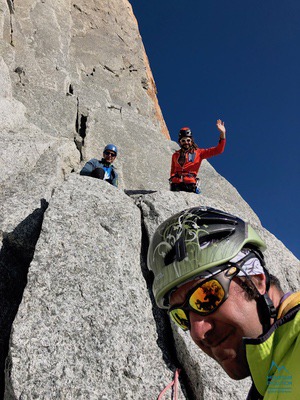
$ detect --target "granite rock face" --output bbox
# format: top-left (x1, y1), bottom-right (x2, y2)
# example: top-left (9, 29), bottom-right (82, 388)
top-left (0, 0), bottom-right (171, 239)
top-left (0, 0), bottom-right (299, 399)
top-left (5, 178), bottom-right (299, 400)
top-left (5, 175), bottom-right (183, 400)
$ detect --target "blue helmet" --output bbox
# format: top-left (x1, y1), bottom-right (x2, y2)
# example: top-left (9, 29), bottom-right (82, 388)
top-left (104, 144), bottom-right (118, 156)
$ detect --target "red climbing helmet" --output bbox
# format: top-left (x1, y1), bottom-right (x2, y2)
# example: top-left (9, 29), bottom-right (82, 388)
top-left (178, 127), bottom-right (193, 141)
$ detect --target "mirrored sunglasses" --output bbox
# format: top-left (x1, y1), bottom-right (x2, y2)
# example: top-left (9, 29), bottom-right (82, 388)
top-left (104, 151), bottom-right (116, 157)
top-left (180, 138), bottom-right (192, 144)
top-left (168, 266), bottom-right (239, 331)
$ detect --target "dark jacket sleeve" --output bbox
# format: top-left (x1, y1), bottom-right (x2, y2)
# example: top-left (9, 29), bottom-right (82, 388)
top-left (111, 168), bottom-right (118, 187)
top-left (80, 159), bottom-right (98, 176)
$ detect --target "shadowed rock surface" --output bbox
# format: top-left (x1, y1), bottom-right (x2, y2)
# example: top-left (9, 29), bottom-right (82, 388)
top-left (0, 1), bottom-right (299, 399)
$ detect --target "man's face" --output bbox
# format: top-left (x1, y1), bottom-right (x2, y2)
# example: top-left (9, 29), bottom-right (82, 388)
top-left (103, 150), bottom-right (116, 164)
top-left (179, 137), bottom-right (192, 150)
top-left (169, 277), bottom-right (264, 380)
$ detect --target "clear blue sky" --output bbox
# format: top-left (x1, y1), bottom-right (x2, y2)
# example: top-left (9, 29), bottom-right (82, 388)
top-left (130, 0), bottom-right (300, 260)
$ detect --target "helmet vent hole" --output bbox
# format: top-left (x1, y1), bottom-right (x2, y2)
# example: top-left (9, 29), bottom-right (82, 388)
top-left (198, 228), bottom-right (235, 247)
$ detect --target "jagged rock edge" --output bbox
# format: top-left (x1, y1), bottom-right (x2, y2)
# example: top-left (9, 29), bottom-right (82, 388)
top-left (0, 198), bottom-right (49, 398)
top-left (127, 191), bottom-right (194, 399)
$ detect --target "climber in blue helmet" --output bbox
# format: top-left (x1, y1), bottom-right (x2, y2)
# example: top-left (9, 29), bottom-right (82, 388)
top-left (80, 144), bottom-right (118, 187)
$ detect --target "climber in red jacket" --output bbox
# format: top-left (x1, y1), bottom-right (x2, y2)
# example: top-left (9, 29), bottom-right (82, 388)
top-left (169, 119), bottom-right (226, 193)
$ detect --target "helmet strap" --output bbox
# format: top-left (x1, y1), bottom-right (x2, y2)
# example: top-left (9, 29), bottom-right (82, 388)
top-left (164, 236), bottom-right (187, 266)
top-left (257, 292), bottom-right (277, 333)
top-left (253, 256), bottom-right (277, 331)
top-left (235, 250), bottom-right (277, 333)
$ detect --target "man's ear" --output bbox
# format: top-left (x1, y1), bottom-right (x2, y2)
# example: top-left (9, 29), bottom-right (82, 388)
top-left (250, 273), bottom-right (267, 295)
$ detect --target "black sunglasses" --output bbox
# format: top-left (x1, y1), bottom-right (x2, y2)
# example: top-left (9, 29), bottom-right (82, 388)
top-left (168, 250), bottom-right (263, 330)
top-left (104, 151), bottom-right (116, 157)
top-left (168, 266), bottom-right (239, 331)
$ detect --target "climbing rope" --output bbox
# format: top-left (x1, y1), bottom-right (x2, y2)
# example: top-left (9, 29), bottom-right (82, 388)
top-left (158, 368), bottom-right (181, 400)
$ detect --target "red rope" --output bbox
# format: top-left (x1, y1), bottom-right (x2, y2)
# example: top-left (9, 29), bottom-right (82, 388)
top-left (158, 369), bottom-right (181, 400)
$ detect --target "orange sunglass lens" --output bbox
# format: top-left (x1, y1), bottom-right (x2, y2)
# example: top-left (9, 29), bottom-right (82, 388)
top-left (189, 280), bottom-right (225, 314)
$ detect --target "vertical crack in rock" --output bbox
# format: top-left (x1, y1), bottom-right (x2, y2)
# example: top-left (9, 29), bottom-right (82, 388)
top-left (67, 84), bottom-right (74, 96)
top-left (6, 0), bottom-right (14, 14)
top-left (78, 115), bottom-right (87, 140)
top-left (0, 199), bottom-right (49, 399)
top-left (75, 98), bottom-right (88, 161)
top-left (75, 99), bottom-right (87, 142)
top-left (126, 192), bottom-right (194, 399)
top-left (6, 0), bottom-right (14, 46)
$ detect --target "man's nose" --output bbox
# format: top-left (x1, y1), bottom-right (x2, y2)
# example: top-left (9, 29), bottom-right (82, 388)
top-left (189, 312), bottom-right (214, 341)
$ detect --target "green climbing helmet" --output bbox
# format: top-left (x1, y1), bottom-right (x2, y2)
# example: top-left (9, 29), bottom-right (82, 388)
top-left (147, 206), bottom-right (266, 309)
